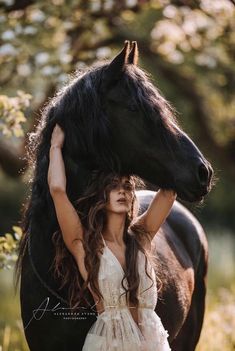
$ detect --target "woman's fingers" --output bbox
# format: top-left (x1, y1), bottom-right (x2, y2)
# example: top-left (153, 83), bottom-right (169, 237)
top-left (51, 124), bottom-right (65, 147)
top-left (53, 124), bottom-right (64, 136)
top-left (54, 123), bottom-right (63, 133)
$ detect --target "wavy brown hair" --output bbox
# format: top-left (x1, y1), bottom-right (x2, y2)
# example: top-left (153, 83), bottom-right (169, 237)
top-left (50, 171), bottom-right (160, 310)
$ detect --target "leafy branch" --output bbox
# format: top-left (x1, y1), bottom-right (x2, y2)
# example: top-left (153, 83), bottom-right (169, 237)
top-left (0, 90), bottom-right (31, 138)
top-left (0, 226), bottom-right (22, 270)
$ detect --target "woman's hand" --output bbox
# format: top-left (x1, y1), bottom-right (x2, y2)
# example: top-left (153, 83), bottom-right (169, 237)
top-left (50, 124), bottom-right (65, 148)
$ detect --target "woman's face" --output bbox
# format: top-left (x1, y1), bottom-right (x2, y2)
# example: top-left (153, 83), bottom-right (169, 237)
top-left (105, 176), bottom-right (135, 214)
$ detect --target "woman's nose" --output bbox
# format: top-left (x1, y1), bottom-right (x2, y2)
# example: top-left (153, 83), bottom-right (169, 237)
top-left (118, 187), bottom-right (125, 193)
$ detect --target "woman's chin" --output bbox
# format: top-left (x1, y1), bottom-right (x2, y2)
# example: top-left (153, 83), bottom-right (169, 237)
top-left (113, 206), bottom-right (130, 214)
top-left (106, 203), bottom-right (131, 214)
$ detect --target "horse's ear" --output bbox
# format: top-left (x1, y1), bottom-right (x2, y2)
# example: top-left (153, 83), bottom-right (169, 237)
top-left (128, 41), bottom-right (139, 65)
top-left (103, 40), bottom-right (130, 86)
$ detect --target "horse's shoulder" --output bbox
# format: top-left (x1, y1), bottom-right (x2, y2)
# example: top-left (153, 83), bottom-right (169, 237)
top-left (167, 201), bottom-right (207, 246)
top-left (167, 201), bottom-right (208, 268)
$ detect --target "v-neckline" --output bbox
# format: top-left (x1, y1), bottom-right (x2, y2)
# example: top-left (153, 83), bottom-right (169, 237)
top-left (105, 246), bottom-right (126, 274)
top-left (101, 234), bottom-right (126, 274)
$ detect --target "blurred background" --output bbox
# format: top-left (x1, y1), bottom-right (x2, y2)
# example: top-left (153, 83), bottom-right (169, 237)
top-left (0, 0), bottom-right (235, 350)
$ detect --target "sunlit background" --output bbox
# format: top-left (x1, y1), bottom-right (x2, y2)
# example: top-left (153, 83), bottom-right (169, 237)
top-left (0, 0), bottom-right (235, 350)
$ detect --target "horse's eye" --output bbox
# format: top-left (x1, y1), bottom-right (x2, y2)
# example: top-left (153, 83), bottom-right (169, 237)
top-left (128, 104), bottom-right (137, 112)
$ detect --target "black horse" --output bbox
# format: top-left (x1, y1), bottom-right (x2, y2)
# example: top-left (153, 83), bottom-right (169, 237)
top-left (15, 41), bottom-right (214, 351)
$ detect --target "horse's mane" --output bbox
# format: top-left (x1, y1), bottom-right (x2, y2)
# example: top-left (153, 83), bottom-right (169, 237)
top-left (28, 63), bottom-right (115, 175)
top-left (28, 62), bottom-right (179, 173)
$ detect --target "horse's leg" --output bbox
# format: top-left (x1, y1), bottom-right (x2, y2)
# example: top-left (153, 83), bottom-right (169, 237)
top-left (170, 249), bottom-right (208, 351)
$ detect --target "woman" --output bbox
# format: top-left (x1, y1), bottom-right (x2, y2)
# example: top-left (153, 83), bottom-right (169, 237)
top-left (48, 124), bottom-right (177, 351)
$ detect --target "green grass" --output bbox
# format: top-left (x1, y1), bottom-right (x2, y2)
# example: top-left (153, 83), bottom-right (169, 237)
top-left (197, 286), bottom-right (235, 351)
top-left (0, 270), bottom-right (28, 351)
top-left (0, 228), bottom-right (235, 350)
top-left (196, 228), bottom-right (235, 350)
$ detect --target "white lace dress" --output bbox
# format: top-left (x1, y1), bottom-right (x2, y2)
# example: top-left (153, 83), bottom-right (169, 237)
top-left (82, 235), bottom-right (171, 351)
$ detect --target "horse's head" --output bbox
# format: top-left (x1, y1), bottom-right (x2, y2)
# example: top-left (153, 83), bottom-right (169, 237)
top-left (99, 41), bottom-right (213, 202)
top-left (38, 41), bottom-right (213, 203)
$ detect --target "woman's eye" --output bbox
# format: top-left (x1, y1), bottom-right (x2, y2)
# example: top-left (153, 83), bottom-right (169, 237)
top-left (124, 184), bottom-right (134, 191)
top-left (110, 182), bottom-right (119, 189)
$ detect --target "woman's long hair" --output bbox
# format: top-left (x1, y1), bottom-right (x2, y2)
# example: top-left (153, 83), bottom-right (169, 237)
top-left (50, 171), bottom-right (160, 310)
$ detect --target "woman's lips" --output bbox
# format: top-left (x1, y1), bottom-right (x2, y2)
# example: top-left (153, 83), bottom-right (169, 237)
top-left (117, 199), bottom-right (127, 204)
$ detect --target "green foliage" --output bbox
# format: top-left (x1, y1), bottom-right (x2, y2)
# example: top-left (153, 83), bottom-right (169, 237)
top-left (0, 269), bottom-right (28, 350)
top-left (0, 91), bottom-right (31, 138)
top-left (0, 226), bottom-right (22, 270)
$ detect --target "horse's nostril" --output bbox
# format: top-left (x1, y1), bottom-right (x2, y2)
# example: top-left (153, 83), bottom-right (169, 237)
top-left (198, 163), bottom-right (209, 185)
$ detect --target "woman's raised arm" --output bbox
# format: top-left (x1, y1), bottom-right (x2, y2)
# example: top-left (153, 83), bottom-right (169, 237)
top-left (48, 124), bottom-right (87, 280)
top-left (135, 189), bottom-right (177, 242)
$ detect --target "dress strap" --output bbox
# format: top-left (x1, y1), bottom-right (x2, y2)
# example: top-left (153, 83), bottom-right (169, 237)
top-left (101, 234), bottom-right (107, 247)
